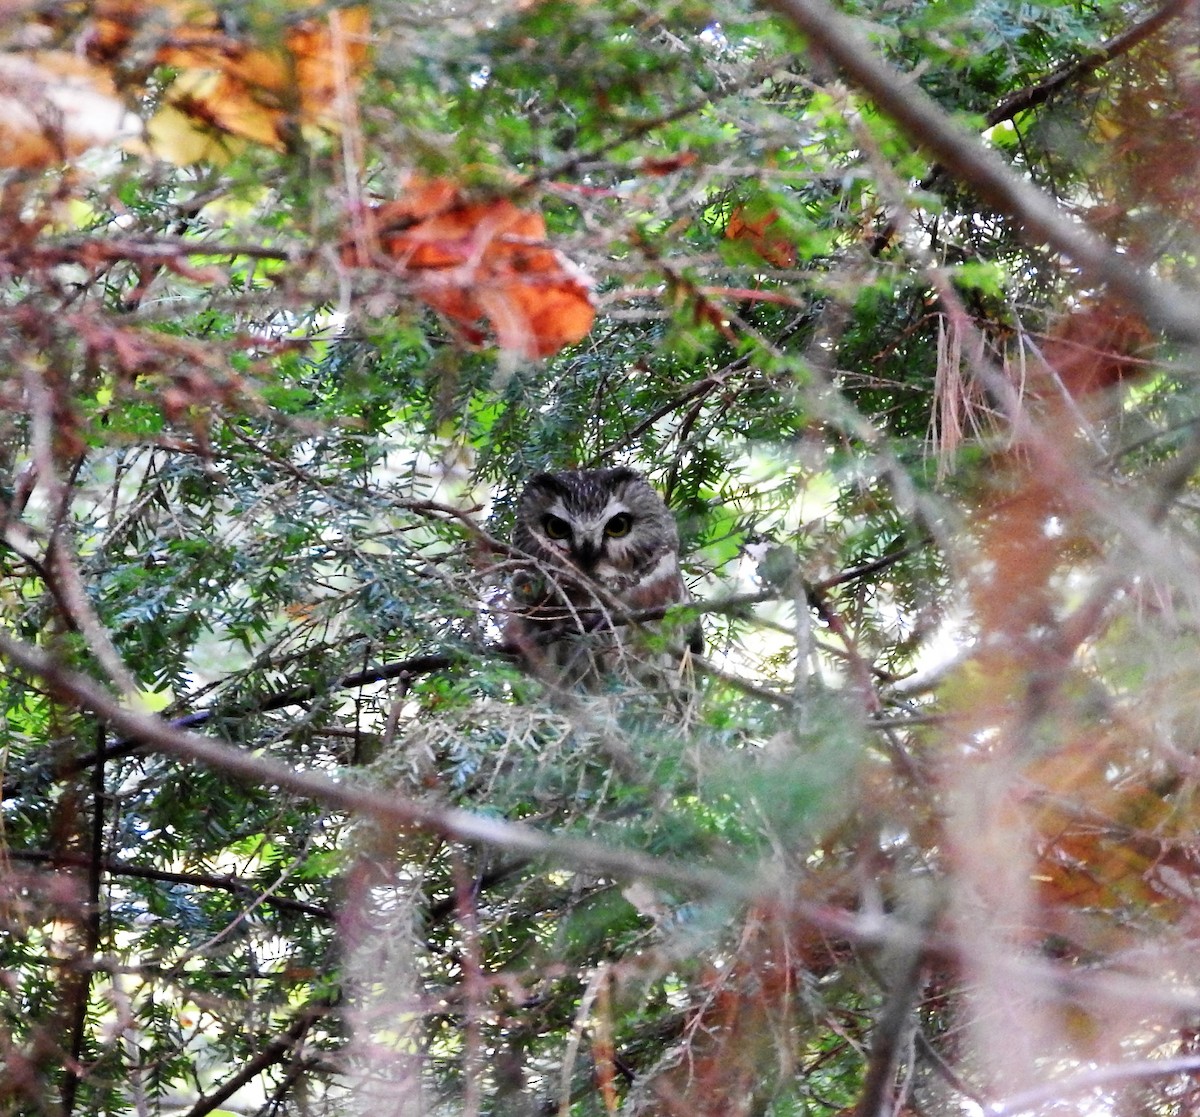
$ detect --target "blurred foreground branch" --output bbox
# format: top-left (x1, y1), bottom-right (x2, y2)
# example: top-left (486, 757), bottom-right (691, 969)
top-left (765, 0), bottom-right (1200, 345)
top-left (0, 628), bottom-right (746, 898)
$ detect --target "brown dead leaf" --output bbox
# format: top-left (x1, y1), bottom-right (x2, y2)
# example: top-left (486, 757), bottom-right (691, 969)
top-left (635, 151), bottom-right (699, 176)
top-left (1034, 299), bottom-right (1152, 403)
top-left (726, 204), bottom-right (797, 269)
top-left (345, 177), bottom-right (595, 359)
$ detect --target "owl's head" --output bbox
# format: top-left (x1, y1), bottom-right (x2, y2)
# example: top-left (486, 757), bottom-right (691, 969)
top-left (513, 467), bottom-right (679, 583)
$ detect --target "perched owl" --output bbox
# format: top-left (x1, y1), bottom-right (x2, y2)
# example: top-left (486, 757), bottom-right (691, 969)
top-left (504, 467), bottom-right (702, 689)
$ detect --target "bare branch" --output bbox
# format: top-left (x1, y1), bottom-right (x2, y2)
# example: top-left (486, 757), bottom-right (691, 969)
top-left (0, 629), bottom-right (749, 900)
top-left (984, 0), bottom-right (1188, 128)
top-left (764, 0), bottom-right (1200, 345)
top-left (182, 1003), bottom-right (330, 1117)
top-left (984, 1055), bottom-right (1200, 1116)
top-left (852, 902), bottom-right (933, 1117)
top-left (7, 850), bottom-right (331, 920)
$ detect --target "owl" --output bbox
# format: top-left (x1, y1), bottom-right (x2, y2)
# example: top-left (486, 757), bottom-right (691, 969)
top-left (504, 467), bottom-right (702, 689)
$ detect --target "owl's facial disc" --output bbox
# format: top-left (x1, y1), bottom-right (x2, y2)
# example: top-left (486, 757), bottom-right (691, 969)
top-left (576, 506), bottom-right (635, 573)
top-left (536, 495), bottom-right (639, 576)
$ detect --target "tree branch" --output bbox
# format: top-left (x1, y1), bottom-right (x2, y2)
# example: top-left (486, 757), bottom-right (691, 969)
top-left (0, 629), bottom-right (749, 900)
top-left (60, 724), bottom-right (107, 1117)
top-left (50, 537), bottom-right (927, 780)
top-left (984, 1054), bottom-right (1200, 1116)
top-left (7, 850), bottom-right (331, 920)
top-left (852, 905), bottom-right (932, 1117)
top-left (764, 0), bottom-right (1200, 345)
top-left (182, 1003), bottom-right (330, 1117)
top-left (67, 651), bottom-right (468, 773)
top-left (984, 0), bottom-right (1188, 128)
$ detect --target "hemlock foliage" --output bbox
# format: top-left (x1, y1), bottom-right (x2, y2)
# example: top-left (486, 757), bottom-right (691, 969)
top-left (4, 1), bottom-right (1200, 1114)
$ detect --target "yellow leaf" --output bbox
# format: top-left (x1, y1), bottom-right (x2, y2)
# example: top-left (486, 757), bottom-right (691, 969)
top-left (165, 68), bottom-right (286, 149)
top-left (146, 101), bottom-right (244, 166)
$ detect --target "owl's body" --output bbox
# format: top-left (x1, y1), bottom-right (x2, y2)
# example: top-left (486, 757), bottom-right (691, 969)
top-left (505, 468), bottom-right (701, 689)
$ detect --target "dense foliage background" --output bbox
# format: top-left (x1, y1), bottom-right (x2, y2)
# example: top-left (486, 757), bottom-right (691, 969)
top-left (5, 0), bottom-right (1200, 1113)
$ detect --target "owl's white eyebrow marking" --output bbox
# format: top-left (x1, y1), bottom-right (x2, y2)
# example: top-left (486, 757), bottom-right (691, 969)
top-left (570, 500), bottom-right (630, 531)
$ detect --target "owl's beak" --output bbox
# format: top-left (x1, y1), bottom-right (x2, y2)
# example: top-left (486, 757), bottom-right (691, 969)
top-left (575, 534), bottom-right (602, 571)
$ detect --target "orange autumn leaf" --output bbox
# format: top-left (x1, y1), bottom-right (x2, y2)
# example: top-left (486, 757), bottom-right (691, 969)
top-left (76, 0), bottom-right (189, 63)
top-left (154, 6), bottom-right (369, 154)
top-left (725, 204), bottom-right (797, 268)
top-left (288, 8), bottom-right (370, 118)
top-left (158, 23), bottom-right (296, 94)
top-left (373, 188), bottom-right (546, 269)
top-left (478, 274), bottom-right (597, 358)
top-left (345, 178), bottom-right (595, 359)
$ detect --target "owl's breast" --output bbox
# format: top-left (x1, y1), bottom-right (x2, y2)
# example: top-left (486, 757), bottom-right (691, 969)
top-left (591, 560), bottom-right (631, 589)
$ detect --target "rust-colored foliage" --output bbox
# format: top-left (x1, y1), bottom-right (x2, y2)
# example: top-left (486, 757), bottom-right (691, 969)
top-left (931, 297), bottom-right (1193, 1075)
top-left (1025, 727), bottom-right (1200, 922)
top-left (1088, 30), bottom-right (1200, 244)
top-left (1033, 299), bottom-right (1152, 403)
top-left (725, 205), bottom-right (797, 269)
top-left (636, 898), bottom-right (851, 1116)
top-left (343, 177), bottom-right (596, 358)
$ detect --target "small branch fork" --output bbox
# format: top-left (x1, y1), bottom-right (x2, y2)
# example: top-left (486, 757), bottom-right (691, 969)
top-left (982, 0), bottom-right (1188, 130)
top-left (181, 1002), bottom-right (333, 1117)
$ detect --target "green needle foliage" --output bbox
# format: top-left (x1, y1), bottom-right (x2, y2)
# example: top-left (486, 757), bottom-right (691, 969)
top-left (3, 1), bottom-right (1200, 1114)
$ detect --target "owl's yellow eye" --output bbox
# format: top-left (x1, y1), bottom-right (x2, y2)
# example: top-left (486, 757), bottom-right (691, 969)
top-left (604, 512), bottom-right (633, 538)
top-left (543, 514), bottom-right (572, 540)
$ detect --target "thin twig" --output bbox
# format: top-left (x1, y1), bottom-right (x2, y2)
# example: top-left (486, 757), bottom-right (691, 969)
top-left (181, 1003), bottom-right (330, 1117)
top-left (7, 850), bottom-right (331, 920)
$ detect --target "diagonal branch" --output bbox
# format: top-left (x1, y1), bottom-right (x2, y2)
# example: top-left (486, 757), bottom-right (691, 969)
top-left (0, 628), bottom-right (749, 900)
top-left (985, 1054), bottom-right (1200, 1117)
top-left (984, 0), bottom-right (1189, 128)
top-left (7, 850), bottom-right (331, 920)
top-left (182, 1003), bottom-right (330, 1117)
top-left (763, 0), bottom-right (1200, 346)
